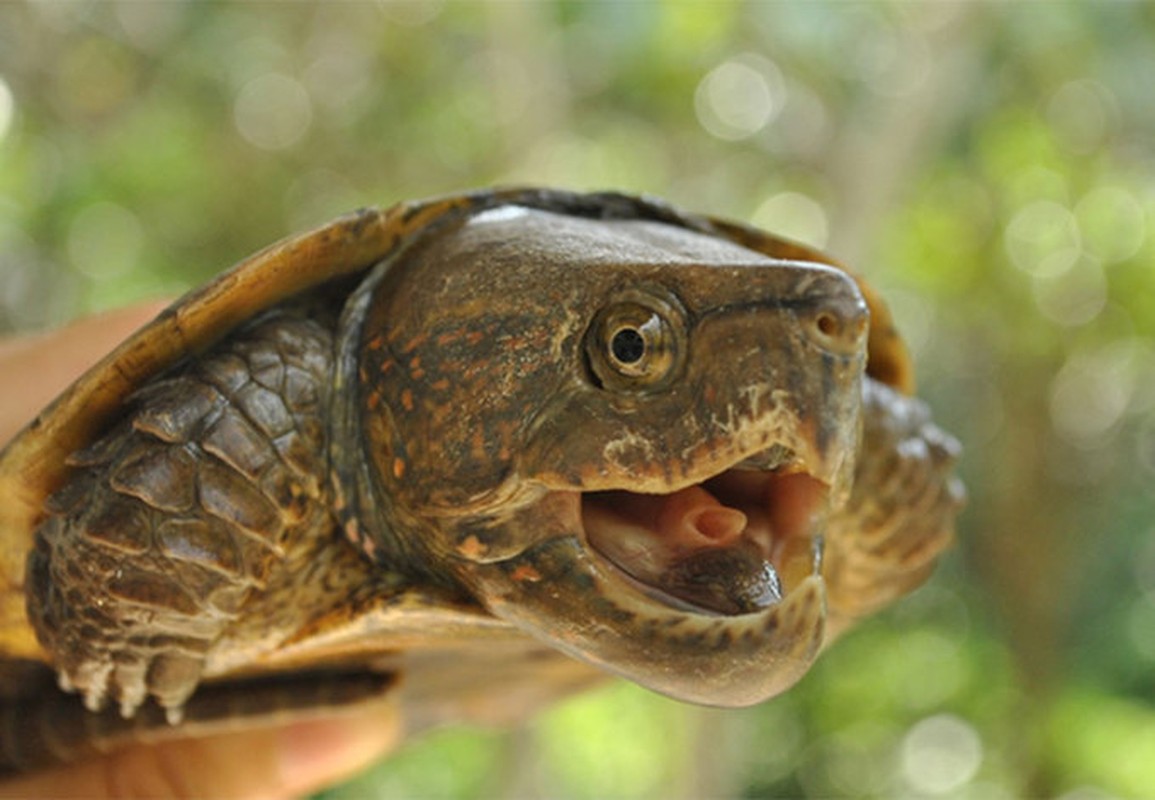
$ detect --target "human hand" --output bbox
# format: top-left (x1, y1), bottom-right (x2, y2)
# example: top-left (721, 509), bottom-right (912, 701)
top-left (0, 711), bottom-right (401, 800)
top-left (0, 303), bottom-right (402, 799)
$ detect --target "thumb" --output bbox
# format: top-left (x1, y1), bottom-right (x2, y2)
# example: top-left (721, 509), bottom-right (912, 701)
top-left (0, 702), bottom-right (402, 800)
top-left (0, 300), bottom-right (171, 445)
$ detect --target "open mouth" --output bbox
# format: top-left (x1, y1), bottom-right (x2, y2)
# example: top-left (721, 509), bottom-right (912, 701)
top-left (582, 447), bottom-right (829, 616)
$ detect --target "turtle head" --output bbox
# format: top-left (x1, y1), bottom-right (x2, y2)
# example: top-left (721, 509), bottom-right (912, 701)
top-left (349, 203), bottom-right (868, 707)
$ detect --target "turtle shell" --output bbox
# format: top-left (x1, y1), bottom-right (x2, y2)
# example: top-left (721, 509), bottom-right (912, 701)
top-left (0, 188), bottom-right (914, 663)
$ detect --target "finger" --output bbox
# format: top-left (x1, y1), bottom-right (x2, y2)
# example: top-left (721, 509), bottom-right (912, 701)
top-left (0, 703), bottom-right (402, 800)
top-left (0, 301), bottom-right (170, 446)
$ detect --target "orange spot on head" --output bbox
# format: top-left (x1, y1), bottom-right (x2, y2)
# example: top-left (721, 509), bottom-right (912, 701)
top-left (471, 427), bottom-right (487, 460)
top-left (343, 519), bottom-right (361, 543)
top-left (458, 534), bottom-right (486, 559)
top-left (511, 564), bottom-right (542, 583)
top-left (402, 333), bottom-right (429, 354)
top-left (361, 536), bottom-right (379, 561)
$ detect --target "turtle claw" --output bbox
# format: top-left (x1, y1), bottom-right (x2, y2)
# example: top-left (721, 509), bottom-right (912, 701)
top-left (114, 662), bottom-right (149, 719)
top-left (82, 691), bottom-right (105, 714)
top-left (72, 660), bottom-right (114, 713)
top-left (50, 642), bottom-right (200, 720)
top-left (56, 654), bottom-right (140, 716)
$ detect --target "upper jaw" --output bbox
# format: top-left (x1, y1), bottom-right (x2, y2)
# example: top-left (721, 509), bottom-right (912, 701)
top-left (733, 442), bottom-right (795, 471)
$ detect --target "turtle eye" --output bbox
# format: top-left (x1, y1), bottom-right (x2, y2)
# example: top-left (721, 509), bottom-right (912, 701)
top-left (587, 291), bottom-right (685, 392)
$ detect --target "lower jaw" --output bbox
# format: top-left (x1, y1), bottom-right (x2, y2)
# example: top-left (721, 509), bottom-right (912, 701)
top-left (472, 533), bottom-right (829, 707)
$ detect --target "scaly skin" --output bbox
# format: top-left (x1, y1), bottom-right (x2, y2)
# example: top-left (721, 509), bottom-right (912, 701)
top-left (28, 309), bottom-right (336, 719)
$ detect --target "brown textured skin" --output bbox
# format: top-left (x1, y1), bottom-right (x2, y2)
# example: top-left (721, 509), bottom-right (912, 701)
top-left (0, 188), bottom-right (963, 772)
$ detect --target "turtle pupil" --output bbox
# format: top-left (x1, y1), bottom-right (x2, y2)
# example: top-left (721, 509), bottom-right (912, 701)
top-left (611, 328), bottom-right (646, 364)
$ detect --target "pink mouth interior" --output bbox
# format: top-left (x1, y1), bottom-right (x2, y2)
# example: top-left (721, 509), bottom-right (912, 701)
top-left (582, 470), bottom-right (827, 615)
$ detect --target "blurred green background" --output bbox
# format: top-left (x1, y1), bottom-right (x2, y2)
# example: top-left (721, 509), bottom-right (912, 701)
top-left (2, 2), bottom-right (1154, 798)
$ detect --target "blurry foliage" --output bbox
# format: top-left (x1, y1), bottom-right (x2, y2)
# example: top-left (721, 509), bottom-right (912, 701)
top-left (2, 1), bottom-right (1155, 798)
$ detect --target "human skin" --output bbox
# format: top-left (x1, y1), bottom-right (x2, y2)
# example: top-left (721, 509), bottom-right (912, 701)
top-left (0, 303), bottom-right (402, 799)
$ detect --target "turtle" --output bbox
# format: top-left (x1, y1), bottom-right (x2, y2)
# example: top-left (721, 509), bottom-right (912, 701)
top-left (0, 187), bottom-right (963, 773)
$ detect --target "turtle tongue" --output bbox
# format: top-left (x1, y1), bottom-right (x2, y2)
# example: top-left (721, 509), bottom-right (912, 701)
top-left (582, 483), bottom-right (783, 615)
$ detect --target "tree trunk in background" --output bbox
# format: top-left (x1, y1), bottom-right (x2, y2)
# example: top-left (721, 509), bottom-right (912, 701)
top-left (978, 355), bottom-right (1083, 796)
top-left (825, 2), bottom-right (982, 268)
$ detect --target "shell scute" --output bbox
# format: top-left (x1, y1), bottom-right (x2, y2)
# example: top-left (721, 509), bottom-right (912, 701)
top-left (107, 571), bottom-right (201, 616)
top-left (131, 381), bottom-right (220, 444)
top-left (79, 495), bottom-right (152, 555)
top-left (283, 366), bottom-right (322, 409)
top-left (197, 353), bottom-right (250, 396)
top-left (155, 518), bottom-right (244, 578)
top-left (230, 382), bottom-right (296, 443)
top-left (63, 430), bottom-right (128, 468)
top-left (200, 410), bottom-right (279, 482)
top-left (110, 445), bottom-right (199, 514)
top-left (195, 458), bottom-right (283, 545)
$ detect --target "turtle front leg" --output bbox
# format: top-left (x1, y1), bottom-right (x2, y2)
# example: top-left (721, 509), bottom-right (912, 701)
top-left (822, 379), bottom-right (964, 639)
top-left (25, 310), bottom-right (335, 721)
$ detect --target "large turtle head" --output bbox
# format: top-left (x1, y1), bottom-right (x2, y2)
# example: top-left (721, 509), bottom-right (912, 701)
top-left (343, 203), bottom-right (868, 707)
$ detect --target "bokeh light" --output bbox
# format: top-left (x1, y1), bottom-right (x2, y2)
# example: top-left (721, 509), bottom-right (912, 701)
top-left (1032, 261), bottom-right (1108, 327)
top-left (66, 202), bottom-right (144, 281)
top-left (302, 51), bottom-right (374, 121)
top-left (0, 76), bottom-right (13, 143)
top-left (694, 54), bottom-right (783, 141)
top-left (1049, 340), bottom-right (1148, 448)
top-left (1047, 79), bottom-right (1118, 155)
top-left (233, 72), bottom-right (313, 152)
top-left (112, 0), bottom-right (185, 51)
top-left (1004, 200), bottom-right (1082, 278)
top-left (751, 191), bottom-right (829, 248)
top-left (1075, 185), bottom-right (1147, 265)
top-left (900, 714), bottom-right (983, 795)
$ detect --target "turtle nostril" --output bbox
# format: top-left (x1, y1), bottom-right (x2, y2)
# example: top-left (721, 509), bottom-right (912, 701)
top-left (807, 296), bottom-right (868, 355)
top-left (815, 312), bottom-right (839, 339)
